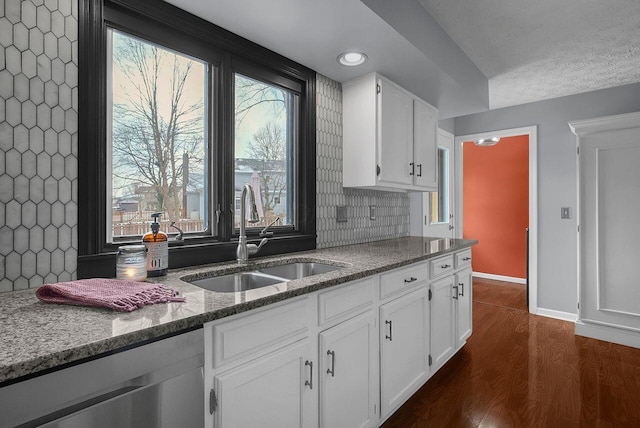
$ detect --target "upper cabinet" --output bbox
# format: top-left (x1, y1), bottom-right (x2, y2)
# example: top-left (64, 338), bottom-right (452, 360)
top-left (343, 73), bottom-right (439, 192)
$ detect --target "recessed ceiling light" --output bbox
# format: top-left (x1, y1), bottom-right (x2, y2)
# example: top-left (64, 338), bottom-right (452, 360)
top-left (337, 52), bottom-right (368, 66)
top-left (474, 137), bottom-right (500, 147)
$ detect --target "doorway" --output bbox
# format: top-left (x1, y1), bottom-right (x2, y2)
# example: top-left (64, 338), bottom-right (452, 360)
top-left (455, 126), bottom-right (538, 314)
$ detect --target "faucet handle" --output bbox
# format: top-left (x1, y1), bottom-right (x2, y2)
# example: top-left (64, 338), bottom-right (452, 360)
top-left (259, 217), bottom-right (281, 237)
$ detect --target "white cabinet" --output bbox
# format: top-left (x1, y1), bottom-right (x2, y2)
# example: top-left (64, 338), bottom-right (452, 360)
top-left (319, 311), bottom-right (377, 428)
top-left (455, 267), bottom-right (473, 346)
top-left (343, 72), bottom-right (439, 192)
top-left (379, 287), bottom-right (430, 417)
top-left (413, 98), bottom-right (438, 189)
top-left (379, 80), bottom-right (413, 186)
top-left (429, 275), bottom-right (456, 371)
top-left (212, 339), bottom-right (316, 428)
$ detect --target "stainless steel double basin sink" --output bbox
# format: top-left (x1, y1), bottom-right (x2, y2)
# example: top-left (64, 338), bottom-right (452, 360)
top-left (187, 262), bottom-right (344, 293)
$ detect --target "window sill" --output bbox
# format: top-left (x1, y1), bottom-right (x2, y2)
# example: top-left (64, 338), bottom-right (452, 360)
top-left (77, 234), bottom-right (317, 279)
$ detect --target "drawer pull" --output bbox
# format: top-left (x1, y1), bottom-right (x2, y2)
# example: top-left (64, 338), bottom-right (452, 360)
top-left (304, 360), bottom-right (313, 389)
top-left (385, 320), bottom-right (393, 341)
top-left (453, 285), bottom-right (459, 300)
top-left (462, 257), bottom-right (471, 261)
top-left (404, 277), bottom-right (417, 284)
top-left (441, 264), bottom-right (451, 269)
top-left (327, 350), bottom-right (335, 377)
top-left (459, 282), bottom-right (465, 296)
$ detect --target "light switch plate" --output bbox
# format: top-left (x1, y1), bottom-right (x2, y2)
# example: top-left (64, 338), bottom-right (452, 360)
top-left (561, 207), bottom-right (571, 219)
top-left (336, 206), bottom-right (347, 223)
top-left (369, 205), bottom-right (376, 220)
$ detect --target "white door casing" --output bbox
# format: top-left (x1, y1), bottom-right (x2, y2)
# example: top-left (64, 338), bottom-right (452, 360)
top-left (454, 126), bottom-right (538, 314)
top-left (571, 112), bottom-right (640, 347)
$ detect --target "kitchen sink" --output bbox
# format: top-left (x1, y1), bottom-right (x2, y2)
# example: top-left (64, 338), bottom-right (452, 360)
top-left (257, 262), bottom-right (343, 280)
top-left (187, 261), bottom-right (344, 293)
top-left (189, 271), bottom-right (285, 293)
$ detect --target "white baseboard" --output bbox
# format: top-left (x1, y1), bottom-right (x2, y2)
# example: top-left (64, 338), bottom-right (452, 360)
top-left (536, 307), bottom-right (577, 322)
top-left (575, 320), bottom-right (640, 349)
top-left (472, 272), bottom-right (526, 285)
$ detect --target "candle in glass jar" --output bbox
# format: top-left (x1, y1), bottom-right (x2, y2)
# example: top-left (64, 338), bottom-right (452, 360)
top-left (116, 245), bottom-right (147, 282)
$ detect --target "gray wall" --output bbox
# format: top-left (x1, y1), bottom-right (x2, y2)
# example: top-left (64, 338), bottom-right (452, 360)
top-left (455, 82), bottom-right (640, 314)
top-left (0, 0), bottom-right (78, 291)
top-left (315, 74), bottom-right (409, 248)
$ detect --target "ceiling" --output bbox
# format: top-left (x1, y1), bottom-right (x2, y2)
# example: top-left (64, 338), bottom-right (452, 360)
top-left (165, 0), bottom-right (640, 115)
top-left (418, 0), bottom-right (640, 109)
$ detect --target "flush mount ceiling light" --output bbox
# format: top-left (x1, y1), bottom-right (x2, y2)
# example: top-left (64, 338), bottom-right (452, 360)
top-left (474, 137), bottom-right (500, 147)
top-left (337, 52), bottom-right (368, 66)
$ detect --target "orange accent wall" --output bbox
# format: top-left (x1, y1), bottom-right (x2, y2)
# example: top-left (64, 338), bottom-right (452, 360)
top-left (463, 135), bottom-right (529, 278)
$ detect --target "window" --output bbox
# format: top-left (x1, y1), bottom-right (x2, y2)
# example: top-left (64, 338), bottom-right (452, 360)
top-left (79, 0), bottom-right (316, 277)
top-left (430, 147), bottom-right (450, 224)
top-left (234, 74), bottom-right (296, 230)
top-left (108, 29), bottom-right (209, 239)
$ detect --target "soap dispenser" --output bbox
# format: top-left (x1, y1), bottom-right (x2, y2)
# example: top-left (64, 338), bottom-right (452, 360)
top-left (142, 212), bottom-right (168, 277)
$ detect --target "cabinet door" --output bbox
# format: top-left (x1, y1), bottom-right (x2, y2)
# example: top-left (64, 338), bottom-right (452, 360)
top-left (380, 287), bottom-right (429, 417)
top-left (455, 267), bottom-right (473, 346)
top-left (211, 339), bottom-right (316, 428)
top-left (378, 79), bottom-right (413, 186)
top-left (319, 311), bottom-right (377, 428)
top-left (413, 99), bottom-right (438, 189)
top-left (430, 276), bottom-right (456, 370)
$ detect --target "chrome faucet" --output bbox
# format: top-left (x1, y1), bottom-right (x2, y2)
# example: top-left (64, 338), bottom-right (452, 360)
top-left (237, 184), bottom-right (268, 264)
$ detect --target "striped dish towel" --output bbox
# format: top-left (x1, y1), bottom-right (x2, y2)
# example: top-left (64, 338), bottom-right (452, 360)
top-left (36, 278), bottom-right (186, 312)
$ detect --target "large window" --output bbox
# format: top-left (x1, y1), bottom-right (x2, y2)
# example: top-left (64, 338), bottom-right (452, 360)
top-left (79, 0), bottom-right (316, 276)
top-left (108, 29), bottom-right (209, 239)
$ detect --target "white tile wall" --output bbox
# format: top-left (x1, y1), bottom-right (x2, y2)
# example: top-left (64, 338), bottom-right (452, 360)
top-left (0, 0), bottom-right (78, 291)
top-left (315, 74), bottom-right (409, 248)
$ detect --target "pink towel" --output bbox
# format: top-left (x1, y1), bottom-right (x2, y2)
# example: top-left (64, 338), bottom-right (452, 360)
top-left (36, 278), bottom-right (186, 312)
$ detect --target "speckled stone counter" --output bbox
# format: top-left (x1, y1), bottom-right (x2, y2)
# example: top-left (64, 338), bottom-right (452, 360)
top-left (0, 237), bottom-right (476, 385)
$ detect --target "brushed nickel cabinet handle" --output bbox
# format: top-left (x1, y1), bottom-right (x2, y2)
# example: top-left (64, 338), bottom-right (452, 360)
top-left (409, 162), bottom-right (415, 176)
top-left (305, 360), bottom-right (313, 389)
top-left (462, 257), bottom-right (471, 261)
top-left (404, 277), bottom-right (417, 283)
top-left (459, 282), bottom-right (465, 296)
top-left (441, 264), bottom-right (451, 269)
top-left (327, 350), bottom-right (335, 377)
top-left (453, 285), bottom-right (459, 300)
top-left (385, 320), bottom-right (393, 341)
top-left (417, 164), bottom-right (422, 177)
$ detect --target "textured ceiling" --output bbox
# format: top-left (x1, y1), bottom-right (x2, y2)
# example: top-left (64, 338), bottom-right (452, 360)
top-left (418, 0), bottom-right (640, 109)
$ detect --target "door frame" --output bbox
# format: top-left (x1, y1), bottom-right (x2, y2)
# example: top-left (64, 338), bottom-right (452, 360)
top-left (454, 126), bottom-right (538, 314)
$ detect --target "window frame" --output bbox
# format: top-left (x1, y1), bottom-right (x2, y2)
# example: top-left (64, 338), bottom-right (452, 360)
top-left (78, 0), bottom-right (316, 278)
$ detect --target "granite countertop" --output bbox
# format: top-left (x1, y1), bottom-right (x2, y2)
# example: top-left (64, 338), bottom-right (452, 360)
top-left (0, 236), bottom-right (476, 385)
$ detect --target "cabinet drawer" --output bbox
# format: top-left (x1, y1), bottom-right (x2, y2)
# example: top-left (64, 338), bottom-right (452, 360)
top-left (208, 297), bottom-right (309, 368)
top-left (455, 250), bottom-right (472, 269)
top-left (380, 263), bottom-right (428, 300)
top-left (429, 255), bottom-right (454, 279)
top-left (318, 277), bottom-right (375, 326)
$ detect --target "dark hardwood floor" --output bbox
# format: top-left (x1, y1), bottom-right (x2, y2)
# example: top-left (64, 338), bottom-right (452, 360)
top-left (382, 278), bottom-right (640, 427)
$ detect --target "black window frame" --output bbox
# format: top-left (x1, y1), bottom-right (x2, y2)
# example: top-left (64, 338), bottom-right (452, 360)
top-left (78, 0), bottom-right (316, 278)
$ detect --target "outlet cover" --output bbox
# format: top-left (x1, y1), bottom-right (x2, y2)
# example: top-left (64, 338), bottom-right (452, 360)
top-left (336, 205), bottom-right (347, 223)
top-left (561, 207), bottom-right (571, 219)
top-left (369, 205), bottom-right (376, 220)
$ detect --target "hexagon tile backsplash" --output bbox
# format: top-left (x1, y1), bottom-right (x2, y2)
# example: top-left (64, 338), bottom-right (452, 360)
top-left (0, 0), bottom-right (78, 292)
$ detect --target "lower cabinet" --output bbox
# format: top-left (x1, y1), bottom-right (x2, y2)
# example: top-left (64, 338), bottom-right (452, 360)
top-left (380, 287), bottom-right (429, 416)
top-left (430, 275), bottom-right (456, 371)
top-left (212, 339), bottom-right (316, 428)
top-left (319, 311), bottom-right (377, 428)
top-left (455, 267), bottom-right (473, 346)
top-left (204, 248), bottom-right (474, 427)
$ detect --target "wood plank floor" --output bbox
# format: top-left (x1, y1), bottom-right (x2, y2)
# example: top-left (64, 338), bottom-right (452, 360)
top-left (382, 279), bottom-right (640, 427)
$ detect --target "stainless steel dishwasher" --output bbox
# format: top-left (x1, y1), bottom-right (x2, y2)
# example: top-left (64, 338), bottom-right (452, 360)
top-left (1, 329), bottom-right (204, 428)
